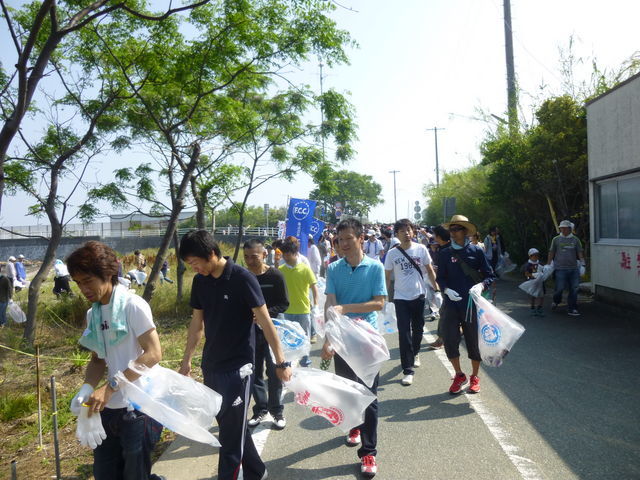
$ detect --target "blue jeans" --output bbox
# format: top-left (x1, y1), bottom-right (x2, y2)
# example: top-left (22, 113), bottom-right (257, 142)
top-left (553, 268), bottom-right (580, 310)
top-left (284, 313), bottom-right (311, 366)
top-left (0, 302), bottom-right (7, 326)
top-left (93, 408), bottom-right (163, 480)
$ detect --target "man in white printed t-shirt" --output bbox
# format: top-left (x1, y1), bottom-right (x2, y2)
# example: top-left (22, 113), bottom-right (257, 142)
top-left (364, 230), bottom-right (384, 261)
top-left (66, 241), bottom-right (164, 480)
top-left (384, 219), bottom-right (441, 386)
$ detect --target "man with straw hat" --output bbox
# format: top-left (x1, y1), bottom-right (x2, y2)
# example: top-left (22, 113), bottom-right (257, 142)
top-left (436, 215), bottom-right (495, 394)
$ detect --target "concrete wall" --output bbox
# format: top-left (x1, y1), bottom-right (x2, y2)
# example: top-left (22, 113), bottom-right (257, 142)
top-left (586, 74), bottom-right (640, 311)
top-left (0, 234), bottom-right (269, 261)
top-left (587, 75), bottom-right (640, 179)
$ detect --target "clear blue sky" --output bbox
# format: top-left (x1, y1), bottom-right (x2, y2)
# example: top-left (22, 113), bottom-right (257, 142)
top-left (2, 0), bottom-right (639, 227)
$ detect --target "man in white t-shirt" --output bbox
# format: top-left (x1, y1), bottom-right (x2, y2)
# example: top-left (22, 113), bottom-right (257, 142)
top-left (66, 241), bottom-right (164, 480)
top-left (364, 230), bottom-right (384, 261)
top-left (384, 219), bottom-right (441, 386)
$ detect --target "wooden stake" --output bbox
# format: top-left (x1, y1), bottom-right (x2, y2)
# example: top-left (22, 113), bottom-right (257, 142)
top-left (36, 345), bottom-right (43, 448)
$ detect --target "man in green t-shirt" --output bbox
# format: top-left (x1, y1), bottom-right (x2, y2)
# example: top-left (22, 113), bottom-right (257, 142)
top-left (547, 219), bottom-right (586, 316)
top-left (279, 238), bottom-right (318, 367)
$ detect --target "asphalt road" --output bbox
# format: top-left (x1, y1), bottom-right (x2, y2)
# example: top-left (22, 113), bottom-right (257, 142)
top-left (153, 277), bottom-right (640, 480)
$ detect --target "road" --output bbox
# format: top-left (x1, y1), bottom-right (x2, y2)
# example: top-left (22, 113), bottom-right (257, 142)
top-left (153, 277), bottom-right (640, 480)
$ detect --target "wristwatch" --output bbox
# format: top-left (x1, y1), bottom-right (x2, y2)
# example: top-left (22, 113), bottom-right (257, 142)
top-left (108, 377), bottom-right (120, 391)
top-left (275, 361), bottom-right (292, 369)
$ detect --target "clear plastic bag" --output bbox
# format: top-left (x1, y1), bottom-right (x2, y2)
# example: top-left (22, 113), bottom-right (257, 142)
top-left (311, 305), bottom-right (326, 338)
top-left (518, 264), bottom-right (553, 298)
top-left (324, 307), bottom-right (390, 387)
top-left (495, 253), bottom-right (517, 276)
top-left (377, 302), bottom-right (397, 335)
top-left (7, 300), bottom-right (26, 323)
top-left (286, 368), bottom-right (376, 433)
top-left (470, 290), bottom-right (525, 367)
top-left (316, 277), bottom-right (327, 312)
top-left (115, 362), bottom-right (222, 446)
top-left (270, 318), bottom-right (311, 365)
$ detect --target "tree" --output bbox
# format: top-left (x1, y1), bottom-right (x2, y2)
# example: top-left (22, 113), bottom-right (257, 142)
top-left (310, 169), bottom-right (382, 223)
top-left (88, 0), bottom-right (355, 297)
top-left (0, 0), bottom-right (211, 215)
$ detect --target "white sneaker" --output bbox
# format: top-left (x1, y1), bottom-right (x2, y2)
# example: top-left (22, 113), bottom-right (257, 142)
top-left (273, 414), bottom-right (286, 430)
top-left (413, 355), bottom-right (421, 367)
top-left (401, 374), bottom-right (414, 386)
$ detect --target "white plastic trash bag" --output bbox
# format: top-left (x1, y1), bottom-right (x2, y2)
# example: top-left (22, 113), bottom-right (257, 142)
top-left (7, 300), bottom-right (26, 323)
top-left (316, 277), bottom-right (327, 312)
top-left (311, 306), bottom-right (326, 338)
top-left (127, 270), bottom-right (146, 286)
top-left (377, 303), bottom-right (398, 335)
top-left (518, 264), bottom-right (553, 298)
top-left (287, 368), bottom-right (376, 433)
top-left (324, 307), bottom-right (390, 387)
top-left (115, 362), bottom-right (222, 446)
top-left (495, 253), bottom-right (517, 276)
top-left (470, 290), bottom-right (525, 367)
top-left (270, 318), bottom-right (310, 365)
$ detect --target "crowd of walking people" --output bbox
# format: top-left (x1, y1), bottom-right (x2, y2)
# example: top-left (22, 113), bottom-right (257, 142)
top-left (29, 211), bottom-right (585, 479)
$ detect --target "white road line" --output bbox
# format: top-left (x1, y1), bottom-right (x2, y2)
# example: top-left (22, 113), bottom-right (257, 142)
top-left (424, 332), bottom-right (544, 480)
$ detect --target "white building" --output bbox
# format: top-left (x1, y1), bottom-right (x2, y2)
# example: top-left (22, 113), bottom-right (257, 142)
top-left (586, 72), bottom-right (640, 310)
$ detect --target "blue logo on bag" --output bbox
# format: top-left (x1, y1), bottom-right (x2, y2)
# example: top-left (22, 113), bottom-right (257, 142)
top-left (481, 324), bottom-right (501, 345)
top-left (281, 329), bottom-right (304, 348)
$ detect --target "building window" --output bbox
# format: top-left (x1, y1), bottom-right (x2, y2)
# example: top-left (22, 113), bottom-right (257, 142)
top-left (596, 174), bottom-right (640, 241)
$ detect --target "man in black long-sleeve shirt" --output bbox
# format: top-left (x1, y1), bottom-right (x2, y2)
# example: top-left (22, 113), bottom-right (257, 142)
top-left (243, 239), bottom-right (290, 429)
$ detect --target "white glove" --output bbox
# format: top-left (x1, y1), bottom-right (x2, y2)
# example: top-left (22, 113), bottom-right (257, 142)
top-left (76, 406), bottom-right (107, 449)
top-left (444, 288), bottom-right (462, 302)
top-left (469, 283), bottom-right (484, 297)
top-left (70, 383), bottom-right (94, 416)
top-left (239, 363), bottom-right (254, 379)
top-left (531, 272), bottom-right (542, 279)
top-left (433, 292), bottom-right (443, 309)
top-left (579, 265), bottom-right (586, 277)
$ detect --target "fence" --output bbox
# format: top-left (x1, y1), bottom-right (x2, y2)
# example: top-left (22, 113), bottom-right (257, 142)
top-left (0, 223), bottom-right (281, 240)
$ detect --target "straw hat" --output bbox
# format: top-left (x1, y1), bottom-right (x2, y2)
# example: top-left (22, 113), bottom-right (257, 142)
top-left (443, 215), bottom-right (477, 236)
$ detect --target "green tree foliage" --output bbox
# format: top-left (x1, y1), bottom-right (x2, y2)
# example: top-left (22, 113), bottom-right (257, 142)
top-left (423, 164), bottom-right (492, 230)
top-left (310, 169), bottom-right (382, 223)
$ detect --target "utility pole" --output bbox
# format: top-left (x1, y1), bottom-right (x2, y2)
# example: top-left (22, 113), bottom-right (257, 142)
top-left (503, 0), bottom-right (518, 133)
top-left (389, 170), bottom-right (400, 222)
top-left (319, 61), bottom-right (326, 162)
top-left (426, 127), bottom-right (444, 186)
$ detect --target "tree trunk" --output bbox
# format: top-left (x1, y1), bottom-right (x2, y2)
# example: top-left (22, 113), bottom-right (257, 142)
top-left (173, 229), bottom-right (185, 303)
top-left (190, 176), bottom-right (206, 229)
top-left (143, 143), bottom-right (200, 302)
top-left (23, 223), bottom-right (62, 344)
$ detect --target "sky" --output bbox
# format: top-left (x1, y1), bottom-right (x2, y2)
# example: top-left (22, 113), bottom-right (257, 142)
top-left (2, 0), bottom-right (640, 228)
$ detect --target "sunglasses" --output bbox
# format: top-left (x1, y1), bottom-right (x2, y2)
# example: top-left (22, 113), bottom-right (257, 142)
top-left (449, 225), bottom-right (465, 232)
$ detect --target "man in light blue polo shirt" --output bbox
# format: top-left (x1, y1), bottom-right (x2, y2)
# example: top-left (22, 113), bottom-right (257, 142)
top-left (322, 218), bottom-right (387, 478)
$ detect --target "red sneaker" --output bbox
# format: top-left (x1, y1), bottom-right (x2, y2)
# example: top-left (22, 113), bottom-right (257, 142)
top-left (360, 455), bottom-right (377, 478)
top-left (449, 373), bottom-right (468, 394)
top-left (469, 375), bottom-right (480, 393)
top-left (346, 428), bottom-right (361, 447)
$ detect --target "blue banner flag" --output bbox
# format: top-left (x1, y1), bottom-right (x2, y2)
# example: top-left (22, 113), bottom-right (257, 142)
top-left (309, 218), bottom-right (325, 244)
top-left (285, 198), bottom-right (317, 256)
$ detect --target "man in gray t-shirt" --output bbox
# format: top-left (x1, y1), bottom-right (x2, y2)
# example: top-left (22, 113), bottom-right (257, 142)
top-left (547, 220), bottom-right (586, 316)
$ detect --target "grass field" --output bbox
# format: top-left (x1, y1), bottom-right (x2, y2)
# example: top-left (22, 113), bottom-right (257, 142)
top-left (0, 243), bottom-right (237, 480)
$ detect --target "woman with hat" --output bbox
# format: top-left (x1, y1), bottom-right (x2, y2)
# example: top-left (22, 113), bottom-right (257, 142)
top-left (436, 215), bottom-right (495, 394)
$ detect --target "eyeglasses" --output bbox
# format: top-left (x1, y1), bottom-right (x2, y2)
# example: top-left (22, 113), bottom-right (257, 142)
top-left (449, 226), bottom-right (465, 232)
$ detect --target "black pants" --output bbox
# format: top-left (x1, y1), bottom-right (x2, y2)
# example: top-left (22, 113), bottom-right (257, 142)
top-left (203, 367), bottom-right (266, 480)
top-left (252, 328), bottom-right (284, 416)
top-left (334, 354), bottom-right (378, 458)
top-left (93, 408), bottom-right (163, 480)
top-left (394, 297), bottom-right (426, 375)
top-left (440, 301), bottom-right (482, 362)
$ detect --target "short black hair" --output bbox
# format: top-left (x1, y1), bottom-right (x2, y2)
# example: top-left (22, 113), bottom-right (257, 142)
top-left (336, 218), bottom-right (363, 238)
top-left (393, 218), bottom-right (414, 235)
top-left (280, 238), bottom-right (299, 255)
top-left (179, 230), bottom-right (222, 261)
top-left (272, 239), bottom-right (284, 250)
top-left (67, 241), bottom-right (119, 286)
top-left (489, 226), bottom-right (498, 234)
top-left (243, 238), bottom-right (264, 250)
top-left (433, 224), bottom-right (450, 242)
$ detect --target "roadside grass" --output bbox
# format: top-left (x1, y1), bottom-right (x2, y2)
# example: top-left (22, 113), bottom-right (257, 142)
top-left (0, 242), bottom-right (234, 479)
